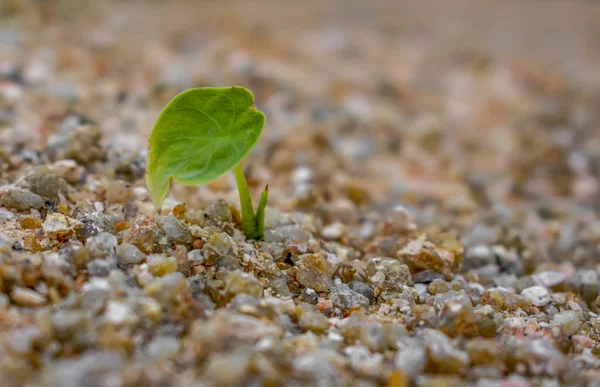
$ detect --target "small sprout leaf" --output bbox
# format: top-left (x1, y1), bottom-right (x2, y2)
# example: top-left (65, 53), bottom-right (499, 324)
top-left (146, 87), bottom-right (265, 210)
top-left (255, 186), bottom-right (269, 237)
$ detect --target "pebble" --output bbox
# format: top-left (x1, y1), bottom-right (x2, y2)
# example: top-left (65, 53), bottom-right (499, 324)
top-left (322, 222), bottom-right (345, 240)
top-left (0, 186), bottom-right (45, 211)
top-left (9, 326), bottom-right (42, 354)
top-left (106, 135), bottom-right (146, 181)
top-left (157, 215), bottom-right (192, 244)
top-left (293, 253), bottom-right (334, 292)
top-left (395, 338), bottom-right (427, 375)
top-left (298, 308), bottom-right (330, 332)
top-left (43, 213), bottom-right (73, 239)
top-left (117, 243), bottom-right (146, 265)
top-left (423, 329), bottom-right (470, 373)
top-left (187, 249), bottom-right (205, 267)
top-left (264, 224), bottom-right (311, 244)
top-left (48, 124), bottom-right (104, 165)
top-left (145, 272), bottom-right (186, 305)
top-left (146, 335), bottom-right (180, 359)
top-left (19, 215), bottom-right (42, 229)
top-left (104, 300), bottom-right (138, 325)
top-left (433, 290), bottom-right (472, 312)
top-left (367, 257), bottom-right (412, 285)
top-left (0, 207), bottom-right (15, 221)
top-left (147, 254), bottom-right (178, 276)
top-left (552, 310), bottom-right (580, 334)
top-left (24, 166), bottom-right (66, 201)
top-left (205, 199), bottom-right (233, 223)
top-left (345, 345), bottom-right (383, 376)
top-left (397, 234), bottom-right (458, 276)
top-left (80, 277), bottom-right (112, 311)
top-left (87, 259), bottom-right (114, 276)
top-left (348, 280), bottom-right (376, 304)
top-left (225, 270), bottom-right (263, 298)
top-left (10, 286), bottom-right (47, 306)
top-left (464, 245), bottom-right (494, 270)
top-left (105, 180), bottom-right (133, 204)
top-left (299, 287), bottom-right (319, 304)
top-left (492, 245), bottom-right (523, 275)
top-left (51, 310), bottom-right (90, 341)
top-left (413, 270), bottom-right (445, 284)
top-left (329, 283), bottom-right (370, 310)
top-left (47, 351), bottom-right (125, 387)
top-left (571, 270), bottom-right (599, 304)
top-left (86, 232), bottom-right (118, 260)
top-left (52, 159), bottom-right (84, 184)
top-left (360, 321), bottom-right (387, 352)
top-left (75, 207), bottom-right (116, 238)
top-left (385, 205), bottom-right (417, 233)
top-left (521, 286), bottom-right (551, 307)
top-left (532, 271), bottom-right (566, 289)
top-left (203, 349), bottom-right (252, 385)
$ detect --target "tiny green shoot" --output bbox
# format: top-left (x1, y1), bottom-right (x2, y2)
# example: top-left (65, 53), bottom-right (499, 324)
top-left (145, 86), bottom-right (268, 240)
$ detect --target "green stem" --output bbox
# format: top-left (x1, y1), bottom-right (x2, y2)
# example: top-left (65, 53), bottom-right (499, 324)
top-left (233, 163), bottom-right (265, 240)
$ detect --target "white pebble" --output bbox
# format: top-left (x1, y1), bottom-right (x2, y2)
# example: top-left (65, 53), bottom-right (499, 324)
top-left (521, 286), bottom-right (551, 307)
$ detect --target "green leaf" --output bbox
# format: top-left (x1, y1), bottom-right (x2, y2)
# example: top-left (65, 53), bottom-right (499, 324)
top-left (145, 87), bottom-right (265, 210)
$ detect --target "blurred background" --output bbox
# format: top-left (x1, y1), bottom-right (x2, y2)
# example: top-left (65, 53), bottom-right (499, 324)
top-left (2, 0), bottom-right (600, 236)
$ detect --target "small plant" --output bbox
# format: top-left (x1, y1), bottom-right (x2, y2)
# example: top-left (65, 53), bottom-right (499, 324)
top-left (145, 86), bottom-right (268, 240)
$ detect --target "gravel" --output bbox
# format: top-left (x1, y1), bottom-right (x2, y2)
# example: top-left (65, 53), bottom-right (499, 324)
top-left (1, 1), bottom-right (600, 385)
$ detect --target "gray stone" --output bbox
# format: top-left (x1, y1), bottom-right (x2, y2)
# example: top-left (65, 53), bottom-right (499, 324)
top-left (360, 321), bottom-right (386, 352)
top-left (422, 329), bottom-right (470, 373)
top-left (86, 232), bottom-right (118, 260)
top-left (533, 271), bottom-right (566, 289)
top-left (329, 284), bottom-right (370, 310)
top-left (51, 310), bottom-right (90, 341)
top-left (264, 224), bottom-right (311, 244)
top-left (572, 270), bottom-right (599, 304)
top-left (367, 257), bottom-right (412, 285)
top-left (294, 253), bottom-right (334, 292)
top-left (76, 208), bottom-right (115, 238)
top-left (0, 208), bottom-right (15, 221)
top-left (299, 287), bottom-right (319, 304)
top-left (147, 335), bottom-right (180, 359)
top-left (187, 249), bottom-right (205, 268)
top-left (80, 278), bottom-right (112, 311)
top-left (493, 245), bottom-right (523, 275)
top-left (205, 199), bottom-right (233, 223)
top-left (105, 180), bottom-right (133, 204)
top-left (413, 270), bottom-right (445, 284)
top-left (117, 243), bottom-right (145, 265)
top-left (433, 290), bottom-right (472, 312)
top-left (0, 186), bottom-right (45, 211)
top-left (9, 326), bottom-right (42, 354)
top-left (521, 286), bottom-right (551, 307)
top-left (157, 215), bottom-right (192, 244)
top-left (394, 337), bottom-right (427, 375)
top-left (348, 280), bottom-right (376, 304)
top-left (25, 166), bottom-right (66, 201)
top-left (464, 244), bottom-right (494, 270)
top-left (552, 310), bottom-right (580, 334)
top-left (46, 351), bottom-right (124, 387)
top-left (87, 259), bottom-right (114, 276)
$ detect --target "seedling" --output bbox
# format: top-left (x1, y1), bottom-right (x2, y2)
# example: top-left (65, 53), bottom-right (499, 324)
top-left (145, 86), bottom-right (268, 240)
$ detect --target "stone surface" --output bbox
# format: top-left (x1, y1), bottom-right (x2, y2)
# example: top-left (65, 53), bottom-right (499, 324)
top-left (157, 215), bottom-right (192, 244)
top-left (521, 286), bottom-right (551, 307)
top-left (0, 186), bottom-right (45, 211)
top-left (329, 284), bottom-right (370, 309)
